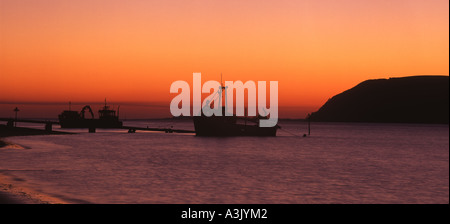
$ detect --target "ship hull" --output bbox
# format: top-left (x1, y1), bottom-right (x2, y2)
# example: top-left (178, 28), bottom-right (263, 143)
top-left (193, 116), bottom-right (277, 136)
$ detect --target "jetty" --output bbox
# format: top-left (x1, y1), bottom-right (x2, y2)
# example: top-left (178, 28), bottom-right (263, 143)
top-left (121, 126), bottom-right (195, 134)
top-left (0, 118), bottom-right (195, 135)
top-left (0, 118), bottom-right (59, 132)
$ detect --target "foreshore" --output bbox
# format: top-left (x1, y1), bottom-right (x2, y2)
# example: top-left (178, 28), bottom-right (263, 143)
top-left (0, 162), bottom-right (56, 204)
top-left (0, 124), bottom-right (72, 204)
top-left (0, 181), bottom-right (44, 204)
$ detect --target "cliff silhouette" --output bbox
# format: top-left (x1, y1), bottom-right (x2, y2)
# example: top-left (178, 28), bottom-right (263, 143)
top-left (309, 76), bottom-right (449, 124)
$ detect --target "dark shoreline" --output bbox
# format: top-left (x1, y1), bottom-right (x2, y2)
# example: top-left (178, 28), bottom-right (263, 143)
top-left (0, 124), bottom-right (72, 149)
top-left (309, 76), bottom-right (449, 124)
top-left (0, 139), bottom-right (7, 148)
top-left (0, 124), bottom-right (73, 138)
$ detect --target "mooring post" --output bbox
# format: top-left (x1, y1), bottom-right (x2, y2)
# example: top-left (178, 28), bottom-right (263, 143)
top-left (7, 119), bottom-right (14, 127)
top-left (45, 122), bottom-right (52, 132)
top-left (307, 113), bottom-right (311, 136)
top-left (13, 107), bottom-right (19, 127)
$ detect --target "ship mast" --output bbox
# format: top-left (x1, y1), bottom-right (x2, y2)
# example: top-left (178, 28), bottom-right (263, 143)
top-left (218, 73), bottom-right (222, 107)
top-left (201, 73), bottom-right (228, 115)
top-left (219, 73), bottom-right (229, 115)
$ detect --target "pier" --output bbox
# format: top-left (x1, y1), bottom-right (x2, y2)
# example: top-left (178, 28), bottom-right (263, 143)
top-left (121, 126), bottom-right (195, 134)
top-left (0, 118), bottom-right (70, 137)
top-left (0, 118), bottom-right (195, 134)
top-left (0, 118), bottom-right (59, 132)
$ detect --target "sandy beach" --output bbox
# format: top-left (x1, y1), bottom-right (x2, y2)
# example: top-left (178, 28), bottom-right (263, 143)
top-left (0, 174), bottom-right (46, 204)
top-left (0, 125), bottom-right (72, 204)
top-left (0, 140), bottom-right (46, 204)
top-left (1, 136), bottom-right (19, 203)
top-left (0, 161), bottom-right (67, 204)
top-left (0, 185), bottom-right (39, 204)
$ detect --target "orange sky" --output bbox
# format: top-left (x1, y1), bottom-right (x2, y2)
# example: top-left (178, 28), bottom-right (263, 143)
top-left (0, 0), bottom-right (449, 118)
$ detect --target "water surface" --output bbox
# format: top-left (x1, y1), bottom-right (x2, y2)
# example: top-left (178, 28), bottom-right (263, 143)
top-left (1, 121), bottom-right (448, 203)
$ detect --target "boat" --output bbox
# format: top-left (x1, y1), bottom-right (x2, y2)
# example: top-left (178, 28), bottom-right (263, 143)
top-left (194, 108), bottom-right (279, 136)
top-left (58, 100), bottom-right (123, 128)
top-left (193, 80), bottom-right (279, 136)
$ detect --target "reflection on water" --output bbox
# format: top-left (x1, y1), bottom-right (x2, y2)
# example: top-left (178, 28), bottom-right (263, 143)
top-left (1, 121), bottom-right (448, 203)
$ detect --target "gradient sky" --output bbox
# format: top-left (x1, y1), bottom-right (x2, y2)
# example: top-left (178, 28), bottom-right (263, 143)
top-left (1, 0), bottom-right (449, 118)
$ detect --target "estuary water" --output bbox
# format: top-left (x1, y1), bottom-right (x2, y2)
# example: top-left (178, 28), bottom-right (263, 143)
top-left (0, 120), bottom-right (448, 203)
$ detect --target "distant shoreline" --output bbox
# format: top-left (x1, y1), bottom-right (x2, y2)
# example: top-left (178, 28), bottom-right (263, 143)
top-left (309, 76), bottom-right (449, 124)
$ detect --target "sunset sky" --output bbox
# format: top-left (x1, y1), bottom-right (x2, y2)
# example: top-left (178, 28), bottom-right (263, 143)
top-left (1, 0), bottom-right (449, 118)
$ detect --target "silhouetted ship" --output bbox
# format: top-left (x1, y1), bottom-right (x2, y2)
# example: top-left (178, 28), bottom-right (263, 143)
top-left (59, 100), bottom-right (123, 128)
top-left (193, 78), bottom-right (279, 136)
top-left (194, 108), bottom-right (279, 136)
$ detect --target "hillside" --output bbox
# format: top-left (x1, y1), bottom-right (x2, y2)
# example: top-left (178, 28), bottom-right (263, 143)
top-left (309, 76), bottom-right (449, 124)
